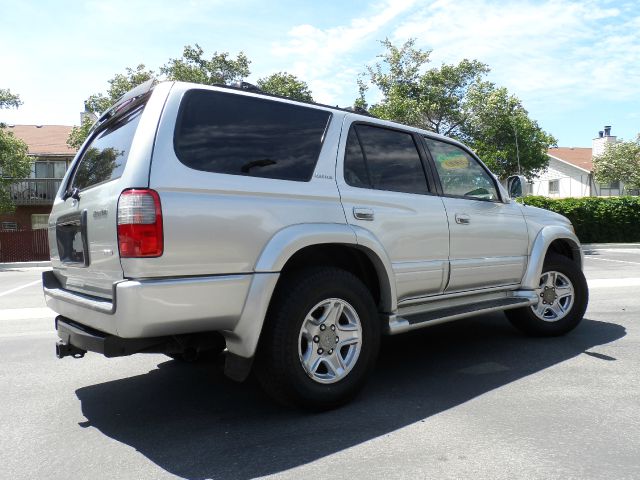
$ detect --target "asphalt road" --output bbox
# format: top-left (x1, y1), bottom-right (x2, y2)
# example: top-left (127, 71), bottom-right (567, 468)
top-left (1, 248), bottom-right (639, 480)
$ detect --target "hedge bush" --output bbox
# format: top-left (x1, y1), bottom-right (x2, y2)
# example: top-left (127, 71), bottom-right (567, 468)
top-left (517, 196), bottom-right (640, 243)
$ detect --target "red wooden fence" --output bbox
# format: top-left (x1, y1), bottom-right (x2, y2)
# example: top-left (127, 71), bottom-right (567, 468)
top-left (0, 229), bottom-right (50, 262)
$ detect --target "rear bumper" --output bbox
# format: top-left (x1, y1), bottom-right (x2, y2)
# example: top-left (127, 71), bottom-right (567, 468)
top-left (43, 270), bottom-right (253, 338)
top-left (55, 316), bottom-right (165, 358)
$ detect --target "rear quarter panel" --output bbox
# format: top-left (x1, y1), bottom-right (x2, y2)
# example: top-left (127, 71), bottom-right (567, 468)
top-left (131, 84), bottom-right (347, 278)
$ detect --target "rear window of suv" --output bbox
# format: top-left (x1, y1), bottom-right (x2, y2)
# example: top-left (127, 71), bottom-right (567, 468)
top-left (174, 89), bottom-right (331, 182)
top-left (71, 105), bottom-right (144, 191)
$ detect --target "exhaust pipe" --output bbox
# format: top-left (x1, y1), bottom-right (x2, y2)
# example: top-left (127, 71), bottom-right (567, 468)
top-left (56, 341), bottom-right (86, 359)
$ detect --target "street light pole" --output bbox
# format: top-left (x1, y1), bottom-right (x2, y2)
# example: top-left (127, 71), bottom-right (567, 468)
top-left (514, 120), bottom-right (521, 175)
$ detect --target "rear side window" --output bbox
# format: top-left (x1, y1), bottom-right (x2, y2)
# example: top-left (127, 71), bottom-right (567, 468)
top-left (344, 124), bottom-right (428, 195)
top-left (174, 90), bottom-right (331, 181)
top-left (71, 105), bottom-right (144, 191)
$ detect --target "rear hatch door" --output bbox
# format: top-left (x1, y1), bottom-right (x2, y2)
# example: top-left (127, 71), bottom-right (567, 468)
top-left (49, 83), bottom-right (160, 299)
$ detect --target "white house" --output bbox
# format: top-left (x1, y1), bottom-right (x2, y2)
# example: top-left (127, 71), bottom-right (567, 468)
top-left (530, 126), bottom-right (630, 198)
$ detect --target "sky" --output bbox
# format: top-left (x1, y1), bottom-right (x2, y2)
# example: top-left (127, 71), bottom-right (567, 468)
top-left (1, 0), bottom-right (639, 147)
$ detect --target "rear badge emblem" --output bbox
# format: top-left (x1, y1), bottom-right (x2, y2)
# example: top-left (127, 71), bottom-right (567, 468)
top-left (93, 209), bottom-right (108, 219)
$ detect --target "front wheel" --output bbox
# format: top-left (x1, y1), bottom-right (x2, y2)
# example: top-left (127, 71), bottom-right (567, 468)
top-left (255, 268), bottom-right (380, 410)
top-left (506, 254), bottom-right (588, 336)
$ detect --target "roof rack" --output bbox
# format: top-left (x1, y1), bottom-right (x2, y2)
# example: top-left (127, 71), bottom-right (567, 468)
top-left (208, 81), bottom-right (377, 118)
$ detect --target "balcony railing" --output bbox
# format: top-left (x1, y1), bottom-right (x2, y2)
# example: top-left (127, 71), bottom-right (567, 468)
top-left (10, 178), bottom-right (62, 205)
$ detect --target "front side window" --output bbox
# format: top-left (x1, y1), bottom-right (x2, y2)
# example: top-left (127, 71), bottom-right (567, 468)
top-left (71, 105), bottom-right (144, 191)
top-left (174, 90), bottom-right (331, 182)
top-left (344, 124), bottom-right (428, 195)
top-left (424, 138), bottom-right (499, 201)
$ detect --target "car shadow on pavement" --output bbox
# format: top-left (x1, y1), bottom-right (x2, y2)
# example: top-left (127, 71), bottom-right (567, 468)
top-left (76, 314), bottom-right (625, 480)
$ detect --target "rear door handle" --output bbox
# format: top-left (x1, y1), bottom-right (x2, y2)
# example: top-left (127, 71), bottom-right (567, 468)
top-left (353, 207), bottom-right (375, 221)
top-left (455, 213), bottom-right (470, 225)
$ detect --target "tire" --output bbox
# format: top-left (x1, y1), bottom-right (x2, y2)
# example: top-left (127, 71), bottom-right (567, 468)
top-left (255, 267), bottom-right (380, 410)
top-left (506, 254), bottom-right (588, 336)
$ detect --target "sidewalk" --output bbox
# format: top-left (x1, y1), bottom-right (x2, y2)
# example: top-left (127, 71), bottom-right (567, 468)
top-left (0, 261), bottom-right (51, 270)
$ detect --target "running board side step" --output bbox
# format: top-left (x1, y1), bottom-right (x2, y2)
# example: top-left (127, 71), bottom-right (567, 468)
top-left (387, 292), bottom-right (537, 335)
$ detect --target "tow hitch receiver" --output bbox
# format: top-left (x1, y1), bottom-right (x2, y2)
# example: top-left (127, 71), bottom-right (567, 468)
top-left (56, 341), bottom-right (86, 359)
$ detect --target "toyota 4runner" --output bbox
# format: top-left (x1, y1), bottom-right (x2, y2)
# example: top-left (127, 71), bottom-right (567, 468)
top-left (45, 80), bottom-right (588, 409)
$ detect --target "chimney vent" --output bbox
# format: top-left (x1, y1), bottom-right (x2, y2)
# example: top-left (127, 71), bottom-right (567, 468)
top-left (604, 125), bottom-right (611, 136)
top-left (599, 131), bottom-right (603, 138)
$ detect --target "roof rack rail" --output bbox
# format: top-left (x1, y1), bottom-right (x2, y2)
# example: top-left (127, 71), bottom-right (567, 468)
top-left (206, 81), bottom-right (378, 118)
top-left (342, 106), bottom-right (375, 117)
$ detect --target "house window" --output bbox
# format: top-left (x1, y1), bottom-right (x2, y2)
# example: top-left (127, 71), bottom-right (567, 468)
top-left (1, 221), bottom-right (18, 231)
top-left (600, 180), bottom-right (621, 196)
top-left (549, 179), bottom-right (559, 194)
top-left (33, 160), bottom-right (68, 179)
top-left (31, 214), bottom-right (49, 230)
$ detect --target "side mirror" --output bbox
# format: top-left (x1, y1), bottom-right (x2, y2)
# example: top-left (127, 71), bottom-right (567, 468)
top-left (507, 175), bottom-right (527, 198)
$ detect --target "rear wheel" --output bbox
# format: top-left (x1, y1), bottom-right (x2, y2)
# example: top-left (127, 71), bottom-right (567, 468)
top-left (507, 254), bottom-right (588, 336)
top-left (255, 267), bottom-right (380, 410)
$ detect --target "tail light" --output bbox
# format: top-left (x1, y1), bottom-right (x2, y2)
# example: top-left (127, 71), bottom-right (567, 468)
top-left (117, 189), bottom-right (163, 257)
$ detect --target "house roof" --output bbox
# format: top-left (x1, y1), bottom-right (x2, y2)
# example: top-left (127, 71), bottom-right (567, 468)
top-left (547, 147), bottom-right (593, 172)
top-left (3, 125), bottom-right (76, 156)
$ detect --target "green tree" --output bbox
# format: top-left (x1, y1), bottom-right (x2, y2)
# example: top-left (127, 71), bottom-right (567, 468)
top-left (593, 135), bottom-right (640, 191)
top-left (360, 39), bottom-right (555, 179)
top-left (69, 45), bottom-right (251, 148)
top-left (0, 88), bottom-right (23, 111)
top-left (160, 43), bottom-right (250, 85)
top-left (68, 64), bottom-right (155, 149)
top-left (0, 89), bottom-right (31, 212)
top-left (256, 72), bottom-right (313, 102)
top-left (66, 116), bottom-right (94, 150)
top-left (84, 64), bottom-right (156, 115)
top-left (464, 87), bottom-right (555, 178)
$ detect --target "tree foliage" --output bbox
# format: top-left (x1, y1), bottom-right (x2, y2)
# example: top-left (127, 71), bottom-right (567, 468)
top-left (160, 44), bottom-right (250, 85)
top-left (1, 89), bottom-right (31, 212)
top-left (0, 88), bottom-right (23, 111)
top-left (464, 86), bottom-right (556, 179)
top-left (85, 64), bottom-right (156, 115)
top-left (256, 72), bottom-right (313, 102)
top-left (593, 135), bottom-right (640, 191)
top-left (67, 116), bottom-right (95, 150)
top-left (359, 39), bottom-right (556, 179)
top-left (71, 45), bottom-right (311, 147)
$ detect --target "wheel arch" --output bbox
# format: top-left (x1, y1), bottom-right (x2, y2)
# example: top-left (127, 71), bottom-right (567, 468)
top-left (521, 225), bottom-right (583, 290)
top-left (224, 224), bottom-right (396, 363)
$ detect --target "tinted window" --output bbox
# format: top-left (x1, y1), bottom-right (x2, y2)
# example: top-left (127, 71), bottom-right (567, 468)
top-left (175, 90), bottom-right (331, 181)
top-left (424, 138), bottom-right (499, 201)
top-left (344, 128), bottom-right (370, 188)
top-left (72, 105), bottom-right (143, 191)
top-left (348, 125), bottom-right (428, 194)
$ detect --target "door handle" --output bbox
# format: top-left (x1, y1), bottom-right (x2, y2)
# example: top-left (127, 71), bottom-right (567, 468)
top-left (353, 207), bottom-right (375, 221)
top-left (455, 213), bottom-right (470, 225)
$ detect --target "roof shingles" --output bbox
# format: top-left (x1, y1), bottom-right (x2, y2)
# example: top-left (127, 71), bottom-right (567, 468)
top-left (547, 147), bottom-right (593, 172)
top-left (3, 125), bottom-right (75, 156)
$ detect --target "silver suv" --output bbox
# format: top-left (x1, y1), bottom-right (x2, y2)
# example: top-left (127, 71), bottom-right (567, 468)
top-left (45, 80), bottom-right (588, 409)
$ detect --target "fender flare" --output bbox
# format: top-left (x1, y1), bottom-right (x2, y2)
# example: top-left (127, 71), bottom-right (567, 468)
top-left (254, 223), bottom-right (396, 311)
top-left (521, 225), bottom-right (583, 290)
top-left (224, 223), bottom-right (396, 360)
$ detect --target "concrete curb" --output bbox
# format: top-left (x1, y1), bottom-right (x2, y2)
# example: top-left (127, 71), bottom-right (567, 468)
top-left (0, 261), bottom-right (51, 269)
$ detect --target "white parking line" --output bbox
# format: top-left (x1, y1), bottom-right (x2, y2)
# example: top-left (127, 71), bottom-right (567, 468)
top-left (0, 280), bottom-right (41, 297)
top-left (588, 278), bottom-right (640, 288)
top-left (585, 256), bottom-right (640, 266)
top-left (0, 307), bottom-right (56, 321)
